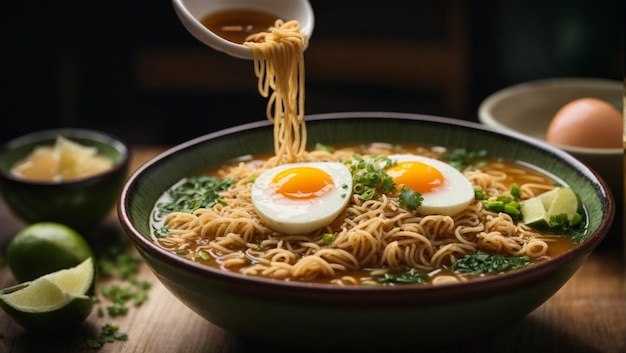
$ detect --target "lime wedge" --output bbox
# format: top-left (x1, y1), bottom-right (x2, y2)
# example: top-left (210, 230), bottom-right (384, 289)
top-left (0, 258), bottom-right (95, 332)
top-left (520, 187), bottom-right (580, 229)
top-left (42, 256), bottom-right (95, 295)
top-left (545, 187), bottom-right (579, 225)
top-left (4, 278), bottom-right (67, 307)
top-left (519, 196), bottom-right (548, 227)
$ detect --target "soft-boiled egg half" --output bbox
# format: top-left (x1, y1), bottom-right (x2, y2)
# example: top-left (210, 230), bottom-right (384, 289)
top-left (385, 154), bottom-right (474, 216)
top-left (251, 162), bottom-right (353, 234)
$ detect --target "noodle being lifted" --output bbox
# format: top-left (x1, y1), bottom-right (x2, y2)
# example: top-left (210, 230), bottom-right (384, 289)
top-left (245, 20), bottom-right (309, 166)
top-left (151, 20), bottom-right (587, 286)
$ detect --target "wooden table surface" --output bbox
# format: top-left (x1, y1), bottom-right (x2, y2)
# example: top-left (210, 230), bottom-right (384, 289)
top-left (0, 146), bottom-right (624, 353)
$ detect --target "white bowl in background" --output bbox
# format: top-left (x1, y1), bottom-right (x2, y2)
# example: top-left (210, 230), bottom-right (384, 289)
top-left (478, 77), bottom-right (623, 200)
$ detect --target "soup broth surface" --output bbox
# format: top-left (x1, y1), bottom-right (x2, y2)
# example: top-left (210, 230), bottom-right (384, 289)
top-left (151, 143), bottom-right (583, 286)
top-left (200, 8), bottom-right (278, 44)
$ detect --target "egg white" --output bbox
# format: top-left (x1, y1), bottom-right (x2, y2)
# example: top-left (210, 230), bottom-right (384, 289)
top-left (387, 154), bottom-right (474, 216)
top-left (251, 162), bottom-right (353, 234)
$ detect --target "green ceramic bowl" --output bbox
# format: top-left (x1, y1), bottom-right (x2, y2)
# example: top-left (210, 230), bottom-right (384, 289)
top-left (0, 128), bottom-right (129, 233)
top-left (119, 112), bottom-right (613, 351)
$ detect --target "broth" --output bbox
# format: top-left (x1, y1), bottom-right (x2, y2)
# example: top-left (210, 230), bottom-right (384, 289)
top-left (200, 8), bottom-right (279, 44)
top-left (151, 143), bottom-right (584, 286)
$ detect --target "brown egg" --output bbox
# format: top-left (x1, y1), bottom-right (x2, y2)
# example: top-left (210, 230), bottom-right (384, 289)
top-left (546, 98), bottom-right (623, 149)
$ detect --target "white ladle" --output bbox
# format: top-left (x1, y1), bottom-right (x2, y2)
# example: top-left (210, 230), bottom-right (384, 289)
top-left (172, 0), bottom-right (314, 60)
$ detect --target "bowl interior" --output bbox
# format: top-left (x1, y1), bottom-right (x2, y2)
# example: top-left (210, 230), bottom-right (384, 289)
top-left (125, 112), bottom-right (611, 253)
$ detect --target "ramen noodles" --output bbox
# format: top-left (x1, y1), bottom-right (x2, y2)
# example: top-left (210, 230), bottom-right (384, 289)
top-left (151, 143), bottom-right (585, 286)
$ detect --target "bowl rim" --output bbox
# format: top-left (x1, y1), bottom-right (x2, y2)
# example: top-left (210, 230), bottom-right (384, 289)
top-left (478, 77), bottom-right (623, 154)
top-left (0, 128), bottom-right (130, 185)
top-left (119, 112), bottom-right (613, 303)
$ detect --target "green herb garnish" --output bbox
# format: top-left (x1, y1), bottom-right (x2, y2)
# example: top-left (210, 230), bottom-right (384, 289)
top-left (399, 186), bottom-right (423, 210)
top-left (474, 188), bottom-right (489, 200)
top-left (322, 233), bottom-right (335, 244)
top-left (483, 184), bottom-right (522, 219)
top-left (315, 142), bottom-right (335, 153)
top-left (442, 148), bottom-right (488, 171)
top-left (152, 224), bottom-right (170, 237)
top-left (156, 175), bottom-right (236, 217)
top-left (571, 228), bottom-right (588, 244)
top-left (451, 251), bottom-right (531, 275)
top-left (376, 268), bottom-right (428, 284)
top-left (348, 154), bottom-right (396, 200)
top-left (198, 250), bottom-right (211, 261)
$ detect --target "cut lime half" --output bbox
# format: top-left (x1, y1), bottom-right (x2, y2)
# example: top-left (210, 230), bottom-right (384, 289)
top-left (520, 187), bottom-right (580, 229)
top-left (0, 258), bottom-right (95, 332)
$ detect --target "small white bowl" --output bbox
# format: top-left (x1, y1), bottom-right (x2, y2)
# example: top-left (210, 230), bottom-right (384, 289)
top-left (478, 77), bottom-right (623, 198)
top-left (172, 0), bottom-right (314, 60)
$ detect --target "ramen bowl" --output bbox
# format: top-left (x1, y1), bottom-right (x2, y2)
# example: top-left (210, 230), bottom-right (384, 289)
top-left (0, 128), bottom-right (130, 233)
top-left (119, 112), bottom-right (613, 351)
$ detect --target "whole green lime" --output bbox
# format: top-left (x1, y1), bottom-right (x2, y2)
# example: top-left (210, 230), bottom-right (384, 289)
top-left (7, 222), bottom-right (94, 283)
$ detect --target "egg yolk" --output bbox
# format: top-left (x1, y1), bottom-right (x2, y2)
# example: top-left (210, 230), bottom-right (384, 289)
top-left (386, 161), bottom-right (444, 193)
top-left (271, 167), bottom-right (334, 199)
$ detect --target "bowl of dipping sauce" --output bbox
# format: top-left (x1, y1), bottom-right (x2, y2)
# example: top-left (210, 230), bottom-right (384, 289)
top-left (0, 128), bottom-right (130, 232)
top-left (478, 77), bottom-right (623, 202)
top-left (172, 0), bottom-right (314, 59)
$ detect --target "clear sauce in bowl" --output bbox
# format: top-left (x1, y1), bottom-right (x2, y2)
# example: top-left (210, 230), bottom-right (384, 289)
top-left (200, 9), bottom-right (278, 44)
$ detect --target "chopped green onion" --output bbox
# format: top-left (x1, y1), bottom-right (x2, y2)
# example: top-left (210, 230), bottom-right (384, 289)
top-left (198, 250), bottom-right (211, 261)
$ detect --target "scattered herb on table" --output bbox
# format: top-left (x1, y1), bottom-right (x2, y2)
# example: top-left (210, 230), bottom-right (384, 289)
top-left (100, 279), bottom-right (152, 317)
top-left (97, 239), bottom-right (152, 317)
top-left (81, 324), bottom-right (128, 349)
top-left (80, 237), bottom-right (153, 348)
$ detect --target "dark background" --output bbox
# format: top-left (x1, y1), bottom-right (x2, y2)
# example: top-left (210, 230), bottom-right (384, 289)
top-left (2, 0), bottom-right (623, 146)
